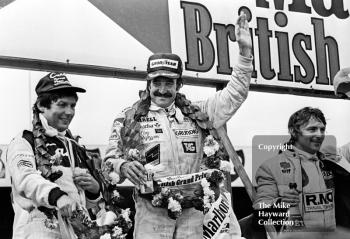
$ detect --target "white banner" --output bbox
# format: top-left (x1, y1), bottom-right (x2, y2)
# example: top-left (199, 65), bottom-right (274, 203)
top-left (169, 0), bottom-right (350, 92)
top-left (156, 170), bottom-right (209, 187)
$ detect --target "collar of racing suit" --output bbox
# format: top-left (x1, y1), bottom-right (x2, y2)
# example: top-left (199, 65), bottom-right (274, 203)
top-left (39, 113), bottom-right (67, 137)
top-left (292, 145), bottom-right (318, 161)
top-left (149, 101), bottom-right (184, 123)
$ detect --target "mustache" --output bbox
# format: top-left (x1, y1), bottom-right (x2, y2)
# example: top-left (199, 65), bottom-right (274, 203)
top-left (153, 91), bottom-right (173, 98)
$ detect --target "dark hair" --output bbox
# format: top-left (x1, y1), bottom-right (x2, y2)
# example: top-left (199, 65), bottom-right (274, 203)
top-left (146, 77), bottom-right (183, 91)
top-left (35, 90), bottom-right (78, 110)
top-left (288, 107), bottom-right (326, 145)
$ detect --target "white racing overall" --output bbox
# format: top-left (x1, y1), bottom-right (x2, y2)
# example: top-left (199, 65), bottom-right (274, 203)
top-left (105, 55), bottom-right (253, 239)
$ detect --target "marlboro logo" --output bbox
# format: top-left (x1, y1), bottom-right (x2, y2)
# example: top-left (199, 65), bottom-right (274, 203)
top-left (203, 195), bottom-right (230, 239)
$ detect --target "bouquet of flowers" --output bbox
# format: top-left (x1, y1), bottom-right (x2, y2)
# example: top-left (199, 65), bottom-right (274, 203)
top-left (81, 113), bottom-right (145, 237)
top-left (69, 205), bottom-right (133, 239)
top-left (67, 150), bottom-right (132, 239)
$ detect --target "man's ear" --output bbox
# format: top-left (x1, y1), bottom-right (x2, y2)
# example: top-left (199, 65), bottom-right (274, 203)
top-left (36, 102), bottom-right (46, 113)
top-left (289, 127), bottom-right (299, 139)
top-left (146, 80), bottom-right (151, 92)
top-left (176, 78), bottom-right (183, 91)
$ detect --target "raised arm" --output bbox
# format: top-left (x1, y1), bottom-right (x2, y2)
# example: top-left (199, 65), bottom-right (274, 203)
top-left (334, 67), bottom-right (350, 96)
top-left (196, 13), bottom-right (253, 128)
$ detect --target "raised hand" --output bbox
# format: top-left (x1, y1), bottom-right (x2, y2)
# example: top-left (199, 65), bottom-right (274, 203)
top-left (334, 67), bottom-right (350, 96)
top-left (235, 13), bottom-right (252, 58)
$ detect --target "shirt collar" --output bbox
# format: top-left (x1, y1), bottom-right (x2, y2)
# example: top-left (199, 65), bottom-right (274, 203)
top-left (39, 113), bottom-right (66, 137)
top-left (149, 101), bottom-right (184, 123)
top-left (293, 145), bottom-right (318, 161)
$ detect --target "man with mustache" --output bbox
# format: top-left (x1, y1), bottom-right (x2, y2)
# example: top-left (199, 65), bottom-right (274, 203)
top-left (105, 13), bottom-right (252, 239)
top-left (253, 107), bottom-right (336, 232)
top-left (7, 73), bottom-right (101, 238)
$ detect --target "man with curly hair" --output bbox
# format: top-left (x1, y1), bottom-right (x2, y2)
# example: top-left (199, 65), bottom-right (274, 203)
top-left (105, 13), bottom-right (253, 239)
top-left (253, 107), bottom-right (337, 232)
top-left (7, 73), bottom-right (101, 238)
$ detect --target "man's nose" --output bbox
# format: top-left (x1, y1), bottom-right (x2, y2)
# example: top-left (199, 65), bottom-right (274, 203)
top-left (158, 84), bottom-right (167, 93)
top-left (65, 106), bottom-right (75, 115)
top-left (314, 129), bottom-right (324, 137)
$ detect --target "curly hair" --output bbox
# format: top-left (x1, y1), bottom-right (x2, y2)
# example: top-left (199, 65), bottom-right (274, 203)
top-left (287, 107), bottom-right (326, 145)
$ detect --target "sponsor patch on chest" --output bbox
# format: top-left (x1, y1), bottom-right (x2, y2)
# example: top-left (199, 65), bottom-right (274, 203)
top-left (173, 128), bottom-right (199, 138)
top-left (137, 116), bottom-right (157, 123)
top-left (145, 144), bottom-right (160, 165)
top-left (140, 122), bottom-right (163, 138)
top-left (303, 189), bottom-right (334, 212)
top-left (155, 128), bottom-right (163, 134)
top-left (140, 130), bottom-right (161, 143)
top-left (280, 162), bottom-right (291, 174)
top-left (182, 141), bottom-right (197, 153)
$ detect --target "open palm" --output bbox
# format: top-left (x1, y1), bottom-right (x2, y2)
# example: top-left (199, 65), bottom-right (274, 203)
top-left (235, 13), bottom-right (252, 57)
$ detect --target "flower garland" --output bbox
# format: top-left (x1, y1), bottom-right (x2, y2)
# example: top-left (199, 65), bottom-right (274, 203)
top-left (151, 188), bottom-right (184, 219)
top-left (200, 135), bottom-right (232, 214)
top-left (32, 105), bottom-right (64, 182)
top-left (202, 135), bottom-right (232, 172)
top-left (199, 169), bottom-right (226, 214)
top-left (32, 105), bottom-right (66, 229)
top-left (32, 105), bottom-right (133, 238)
